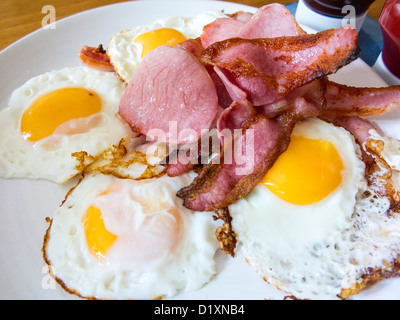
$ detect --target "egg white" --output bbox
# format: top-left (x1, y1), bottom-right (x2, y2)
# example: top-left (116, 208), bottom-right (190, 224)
top-left (0, 66), bottom-right (130, 184)
top-left (107, 11), bottom-right (228, 83)
top-left (229, 118), bottom-right (400, 300)
top-left (43, 172), bottom-right (221, 300)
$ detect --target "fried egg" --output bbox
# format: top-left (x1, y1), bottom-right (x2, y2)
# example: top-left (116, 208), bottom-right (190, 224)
top-left (42, 172), bottom-right (220, 300)
top-left (107, 11), bottom-right (228, 83)
top-left (0, 66), bottom-right (130, 184)
top-left (229, 118), bottom-right (400, 300)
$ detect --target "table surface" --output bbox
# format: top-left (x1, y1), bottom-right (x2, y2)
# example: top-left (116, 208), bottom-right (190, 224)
top-left (0, 0), bottom-right (387, 51)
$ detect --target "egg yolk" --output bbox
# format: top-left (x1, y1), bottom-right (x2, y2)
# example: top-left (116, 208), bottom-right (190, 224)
top-left (83, 205), bottom-right (117, 260)
top-left (82, 180), bottom-right (183, 262)
top-left (262, 136), bottom-right (344, 205)
top-left (134, 28), bottom-right (187, 58)
top-left (20, 87), bottom-right (102, 142)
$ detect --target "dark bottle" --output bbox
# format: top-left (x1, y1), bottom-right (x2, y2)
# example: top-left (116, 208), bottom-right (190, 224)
top-left (303, 0), bottom-right (376, 18)
top-left (379, 0), bottom-right (400, 78)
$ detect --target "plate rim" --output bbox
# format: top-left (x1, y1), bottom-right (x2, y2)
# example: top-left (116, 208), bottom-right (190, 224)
top-left (0, 0), bottom-right (397, 300)
top-left (0, 0), bottom-right (258, 54)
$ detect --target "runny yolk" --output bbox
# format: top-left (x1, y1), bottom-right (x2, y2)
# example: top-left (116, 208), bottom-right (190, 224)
top-left (82, 180), bottom-right (183, 262)
top-left (20, 87), bottom-right (102, 142)
top-left (262, 136), bottom-right (344, 205)
top-left (83, 205), bottom-right (117, 260)
top-left (134, 28), bottom-right (187, 59)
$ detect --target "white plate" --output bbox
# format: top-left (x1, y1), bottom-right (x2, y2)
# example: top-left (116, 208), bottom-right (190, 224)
top-left (1, 0), bottom-right (399, 300)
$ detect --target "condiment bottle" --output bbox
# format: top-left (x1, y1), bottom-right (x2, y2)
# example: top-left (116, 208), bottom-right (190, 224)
top-left (295, 0), bottom-right (375, 32)
top-left (373, 0), bottom-right (400, 85)
top-left (380, 0), bottom-right (400, 77)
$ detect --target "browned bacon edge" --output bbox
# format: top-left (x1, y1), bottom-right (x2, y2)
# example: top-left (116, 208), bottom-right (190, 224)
top-left (177, 102), bottom-right (320, 212)
top-left (177, 115), bottom-right (282, 211)
top-left (199, 28), bottom-right (360, 107)
top-left (200, 28), bottom-right (360, 82)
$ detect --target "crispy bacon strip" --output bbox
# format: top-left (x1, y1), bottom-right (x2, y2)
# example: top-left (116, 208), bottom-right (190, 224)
top-left (200, 27), bottom-right (360, 106)
top-left (177, 115), bottom-right (278, 211)
top-left (79, 45), bottom-right (115, 72)
top-left (177, 99), bottom-right (321, 212)
top-left (323, 80), bottom-right (400, 117)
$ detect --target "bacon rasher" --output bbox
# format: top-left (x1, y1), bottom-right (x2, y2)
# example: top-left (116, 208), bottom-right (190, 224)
top-left (177, 97), bottom-right (321, 211)
top-left (323, 80), bottom-right (400, 117)
top-left (200, 27), bottom-right (360, 106)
